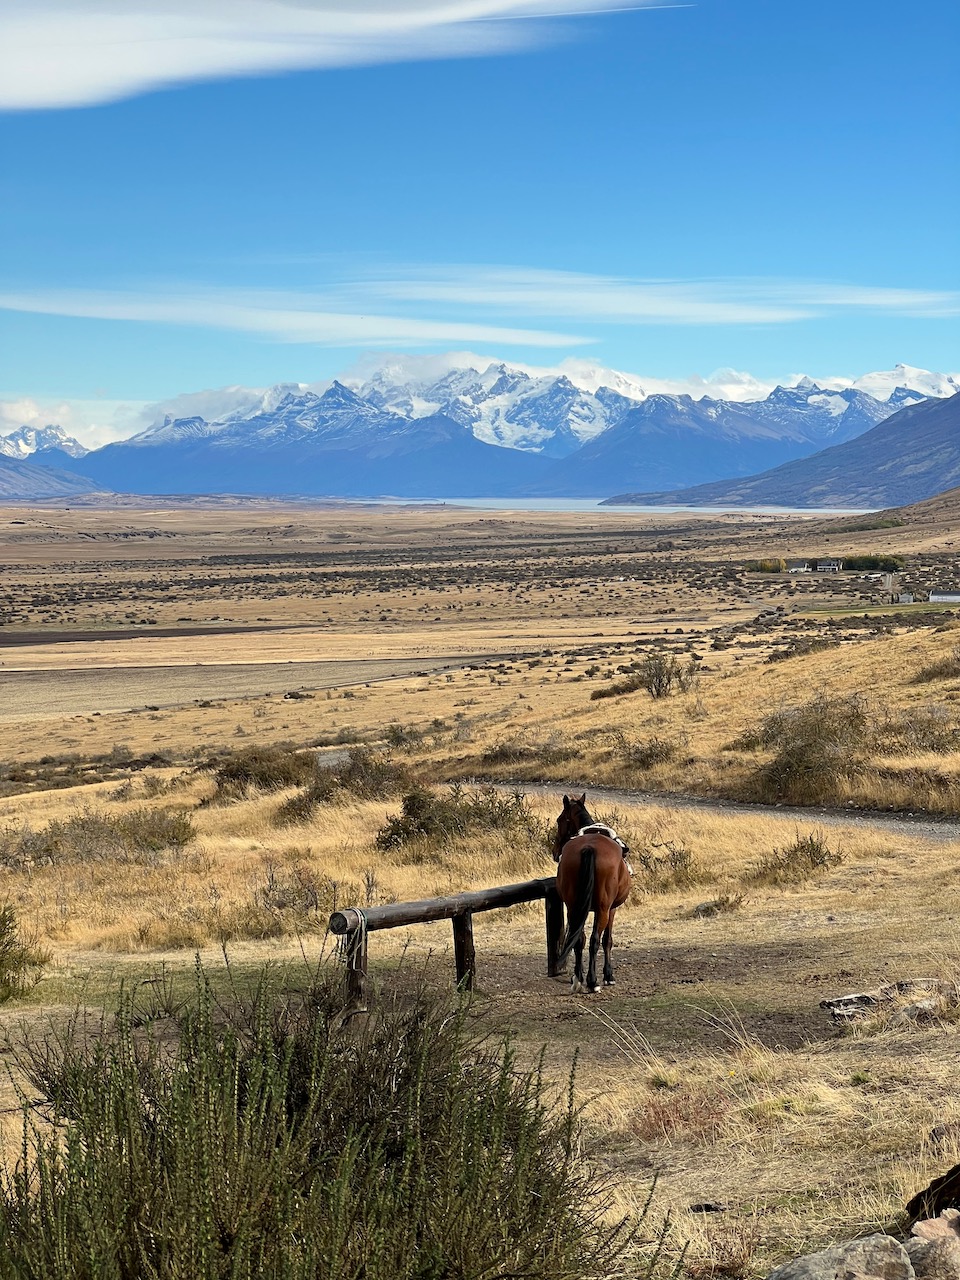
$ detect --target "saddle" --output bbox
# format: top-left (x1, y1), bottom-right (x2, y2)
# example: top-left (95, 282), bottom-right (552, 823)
top-left (576, 824), bottom-right (634, 875)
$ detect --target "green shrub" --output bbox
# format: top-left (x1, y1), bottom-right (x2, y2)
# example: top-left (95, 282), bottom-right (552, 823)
top-left (744, 558), bottom-right (787, 573)
top-left (0, 975), bottom-right (650, 1279)
top-left (0, 807), bottom-right (195, 868)
top-left (207, 746), bottom-right (317, 801)
top-left (375, 784), bottom-right (541, 851)
top-left (743, 830), bottom-right (843, 887)
top-left (840, 554), bottom-right (905, 571)
top-left (0, 904), bottom-right (48, 1002)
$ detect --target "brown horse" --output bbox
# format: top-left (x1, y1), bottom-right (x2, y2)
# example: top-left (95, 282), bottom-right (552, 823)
top-left (554, 793), bottom-right (631, 994)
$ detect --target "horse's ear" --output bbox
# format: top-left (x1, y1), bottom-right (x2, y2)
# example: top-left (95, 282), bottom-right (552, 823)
top-left (579, 792), bottom-right (587, 803)
top-left (562, 794), bottom-right (570, 809)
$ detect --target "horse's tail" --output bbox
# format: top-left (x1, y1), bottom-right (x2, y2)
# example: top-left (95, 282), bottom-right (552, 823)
top-left (558, 845), bottom-right (595, 966)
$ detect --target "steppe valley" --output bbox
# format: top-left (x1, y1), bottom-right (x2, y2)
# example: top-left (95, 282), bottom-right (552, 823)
top-left (3, 495), bottom-right (960, 1272)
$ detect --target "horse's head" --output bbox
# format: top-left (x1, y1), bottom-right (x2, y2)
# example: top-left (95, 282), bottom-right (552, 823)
top-left (553, 792), bottom-right (593, 860)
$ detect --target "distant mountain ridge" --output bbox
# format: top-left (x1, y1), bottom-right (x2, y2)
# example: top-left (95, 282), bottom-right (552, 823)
top-left (54, 364), bottom-right (938, 498)
top-left (603, 392), bottom-right (960, 509)
top-left (0, 454), bottom-right (102, 500)
top-left (0, 424), bottom-right (88, 460)
top-left (11, 359), bottom-right (958, 501)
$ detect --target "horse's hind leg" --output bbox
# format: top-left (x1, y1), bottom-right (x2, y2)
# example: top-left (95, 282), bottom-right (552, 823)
top-left (587, 912), bottom-right (606, 993)
top-left (602, 909), bottom-right (617, 986)
top-left (571, 927), bottom-right (586, 993)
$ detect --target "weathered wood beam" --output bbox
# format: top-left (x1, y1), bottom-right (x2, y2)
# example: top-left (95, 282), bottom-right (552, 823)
top-left (544, 885), bottom-right (566, 977)
top-left (329, 876), bottom-right (555, 936)
top-left (452, 913), bottom-right (476, 990)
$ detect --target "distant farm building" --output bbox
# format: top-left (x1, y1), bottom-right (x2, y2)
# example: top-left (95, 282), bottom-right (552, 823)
top-left (816, 559), bottom-right (843, 573)
top-left (929, 591), bottom-right (960, 604)
top-left (786, 559), bottom-right (811, 573)
top-left (898, 593), bottom-right (915, 604)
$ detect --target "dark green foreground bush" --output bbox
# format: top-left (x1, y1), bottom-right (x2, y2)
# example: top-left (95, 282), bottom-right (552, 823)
top-left (0, 972), bottom-right (652, 1279)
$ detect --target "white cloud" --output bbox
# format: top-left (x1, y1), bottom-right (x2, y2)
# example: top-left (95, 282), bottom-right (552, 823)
top-left (0, 395), bottom-right (151, 447)
top-left (363, 265), bottom-right (960, 323)
top-left (0, 0), bottom-right (666, 110)
top-left (0, 285), bottom-right (588, 347)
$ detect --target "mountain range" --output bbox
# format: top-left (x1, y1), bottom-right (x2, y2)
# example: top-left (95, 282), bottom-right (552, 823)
top-left (14, 360), bottom-right (954, 502)
top-left (604, 391), bottom-right (960, 509)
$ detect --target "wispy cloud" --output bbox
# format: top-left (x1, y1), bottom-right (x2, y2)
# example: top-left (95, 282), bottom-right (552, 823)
top-left (0, 0), bottom-right (667, 110)
top-left (0, 285), bottom-right (588, 347)
top-left (0, 267), bottom-right (955, 359)
top-left (360, 265), bottom-right (960, 323)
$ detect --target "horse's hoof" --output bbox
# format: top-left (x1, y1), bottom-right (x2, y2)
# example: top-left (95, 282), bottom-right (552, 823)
top-left (588, 984), bottom-right (601, 994)
top-left (570, 979), bottom-right (582, 994)
top-left (604, 978), bottom-right (616, 986)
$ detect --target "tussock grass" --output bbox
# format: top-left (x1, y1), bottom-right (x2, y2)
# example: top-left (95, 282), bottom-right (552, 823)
top-left (913, 645), bottom-right (960, 684)
top-left (742, 830), bottom-right (843, 888)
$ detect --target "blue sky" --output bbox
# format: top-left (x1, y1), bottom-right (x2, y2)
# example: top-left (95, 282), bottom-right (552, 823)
top-left (1, 0), bottom-right (957, 442)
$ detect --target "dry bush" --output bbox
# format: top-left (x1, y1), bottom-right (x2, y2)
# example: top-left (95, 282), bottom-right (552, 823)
top-left (206, 746), bottom-right (317, 801)
top-left (608, 732), bottom-right (681, 770)
top-left (591, 654), bottom-right (698, 702)
top-left (742, 830), bottom-right (842, 888)
top-left (0, 807), bottom-right (195, 869)
top-left (873, 705), bottom-right (958, 755)
top-left (480, 735), bottom-right (577, 768)
top-left (737, 692), bottom-right (958, 804)
top-left (375, 784), bottom-right (544, 854)
top-left (274, 748), bottom-right (411, 826)
top-left (740, 693), bottom-right (869, 804)
top-left (634, 839), bottom-right (713, 894)
top-left (912, 646), bottom-right (960, 684)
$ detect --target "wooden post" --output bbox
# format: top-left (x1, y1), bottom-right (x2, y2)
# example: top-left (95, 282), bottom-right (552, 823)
top-left (452, 912), bottom-right (476, 990)
top-left (344, 925), bottom-right (368, 1008)
top-left (544, 885), bottom-right (565, 977)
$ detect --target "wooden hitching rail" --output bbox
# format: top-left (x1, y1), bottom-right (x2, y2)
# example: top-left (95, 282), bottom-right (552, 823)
top-left (329, 876), bottom-right (564, 1003)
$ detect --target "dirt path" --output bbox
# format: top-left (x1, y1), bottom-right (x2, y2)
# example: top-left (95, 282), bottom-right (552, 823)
top-left (514, 780), bottom-right (960, 842)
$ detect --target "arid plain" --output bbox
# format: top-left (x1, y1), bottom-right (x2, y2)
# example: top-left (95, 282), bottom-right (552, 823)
top-left (3, 495), bottom-right (960, 1274)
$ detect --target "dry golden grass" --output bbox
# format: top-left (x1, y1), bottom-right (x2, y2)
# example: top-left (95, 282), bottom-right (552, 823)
top-left (1, 765), bottom-right (959, 1272)
top-left (4, 502), bottom-right (960, 1274)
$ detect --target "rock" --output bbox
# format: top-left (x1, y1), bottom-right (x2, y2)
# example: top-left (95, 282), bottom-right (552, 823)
top-left (765, 1234), bottom-right (914, 1280)
top-left (890, 1000), bottom-right (940, 1028)
top-left (913, 1211), bottom-right (960, 1242)
top-left (906, 1236), bottom-right (960, 1280)
top-left (689, 1201), bottom-right (729, 1213)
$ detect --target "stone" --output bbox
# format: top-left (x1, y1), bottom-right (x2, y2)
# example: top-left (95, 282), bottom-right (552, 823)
top-left (906, 1236), bottom-right (960, 1280)
top-left (913, 1211), bottom-right (960, 1242)
top-left (765, 1234), bottom-right (914, 1280)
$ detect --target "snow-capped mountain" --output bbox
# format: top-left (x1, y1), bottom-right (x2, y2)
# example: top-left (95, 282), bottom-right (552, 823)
top-left (354, 361), bottom-right (637, 457)
top-left (0, 424), bottom-right (88, 459)
top-left (40, 358), bottom-right (959, 500)
top-left (844, 364), bottom-right (960, 402)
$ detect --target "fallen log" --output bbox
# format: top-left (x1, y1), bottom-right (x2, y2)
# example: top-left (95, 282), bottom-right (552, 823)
top-left (820, 979), bottom-right (960, 1021)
